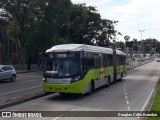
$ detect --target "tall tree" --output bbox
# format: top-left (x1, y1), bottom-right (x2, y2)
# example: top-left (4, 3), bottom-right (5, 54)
top-left (0, 8), bottom-right (12, 63)
top-left (69, 4), bottom-right (102, 45)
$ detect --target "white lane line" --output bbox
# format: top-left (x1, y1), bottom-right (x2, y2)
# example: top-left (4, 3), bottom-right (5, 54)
top-left (51, 116), bottom-right (61, 120)
top-left (125, 96), bottom-right (128, 100)
top-left (123, 80), bottom-right (131, 111)
top-left (126, 100), bottom-right (129, 105)
top-left (141, 89), bottom-right (154, 111)
top-left (128, 107), bottom-right (131, 111)
top-left (0, 85), bottom-right (42, 96)
top-left (90, 95), bottom-right (100, 101)
top-left (51, 106), bottom-right (80, 120)
top-left (91, 81), bottom-right (125, 101)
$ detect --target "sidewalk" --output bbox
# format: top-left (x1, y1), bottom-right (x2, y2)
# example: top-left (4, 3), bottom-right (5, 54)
top-left (127, 58), bottom-right (154, 70)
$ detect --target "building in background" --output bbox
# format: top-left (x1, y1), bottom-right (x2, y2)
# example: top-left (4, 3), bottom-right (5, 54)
top-left (0, 39), bottom-right (18, 64)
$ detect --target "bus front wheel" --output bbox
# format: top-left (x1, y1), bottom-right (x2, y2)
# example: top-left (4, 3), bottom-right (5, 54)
top-left (88, 81), bottom-right (94, 95)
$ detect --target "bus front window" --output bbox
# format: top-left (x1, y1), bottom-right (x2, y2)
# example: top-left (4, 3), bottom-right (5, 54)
top-left (45, 59), bottom-right (80, 77)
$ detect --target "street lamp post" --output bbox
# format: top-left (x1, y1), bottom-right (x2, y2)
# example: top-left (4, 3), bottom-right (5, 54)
top-left (112, 39), bottom-right (117, 81)
top-left (138, 30), bottom-right (145, 55)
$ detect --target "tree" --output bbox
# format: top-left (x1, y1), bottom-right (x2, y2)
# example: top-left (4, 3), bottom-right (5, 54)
top-left (0, 0), bottom-right (122, 65)
top-left (0, 8), bottom-right (12, 64)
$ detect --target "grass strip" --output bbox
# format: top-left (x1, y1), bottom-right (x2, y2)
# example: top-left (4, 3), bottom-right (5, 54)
top-left (147, 78), bottom-right (160, 120)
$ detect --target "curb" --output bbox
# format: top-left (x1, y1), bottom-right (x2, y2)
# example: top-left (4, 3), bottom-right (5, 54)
top-left (17, 69), bottom-right (42, 74)
top-left (0, 92), bottom-right (53, 109)
top-left (0, 93), bottom-right (45, 109)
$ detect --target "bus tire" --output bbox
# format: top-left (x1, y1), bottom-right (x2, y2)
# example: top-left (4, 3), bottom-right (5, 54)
top-left (88, 80), bottom-right (94, 95)
top-left (107, 76), bottom-right (110, 87)
top-left (119, 73), bottom-right (123, 81)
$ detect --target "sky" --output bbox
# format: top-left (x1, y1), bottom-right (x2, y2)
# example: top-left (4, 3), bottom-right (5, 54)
top-left (71, 0), bottom-right (160, 42)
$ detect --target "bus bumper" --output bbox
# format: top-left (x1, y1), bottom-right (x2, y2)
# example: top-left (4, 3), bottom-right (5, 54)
top-left (43, 81), bottom-right (83, 94)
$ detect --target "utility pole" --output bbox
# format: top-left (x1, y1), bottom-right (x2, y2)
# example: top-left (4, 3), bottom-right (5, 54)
top-left (113, 39), bottom-right (117, 81)
top-left (138, 30), bottom-right (145, 55)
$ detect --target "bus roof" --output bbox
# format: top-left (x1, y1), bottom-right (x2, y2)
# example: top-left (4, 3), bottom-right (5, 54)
top-left (46, 44), bottom-right (126, 56)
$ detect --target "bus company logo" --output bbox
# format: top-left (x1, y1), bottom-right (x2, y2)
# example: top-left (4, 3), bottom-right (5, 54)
top-left (2, 112), bottom-right (11, 117)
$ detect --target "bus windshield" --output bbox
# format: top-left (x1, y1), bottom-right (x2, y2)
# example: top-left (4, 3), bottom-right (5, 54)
top-left (44, 59), bottom-right (80, 78)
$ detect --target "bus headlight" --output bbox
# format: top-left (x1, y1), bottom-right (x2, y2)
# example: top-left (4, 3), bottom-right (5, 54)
top-left (43, 77), bottom-right (47, 83)
top-left (70, 77), bottom-right (80, 83)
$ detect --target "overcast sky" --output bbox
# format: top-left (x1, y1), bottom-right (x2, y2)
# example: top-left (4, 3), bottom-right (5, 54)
top-left (71, 0), bottom-right (160, 42)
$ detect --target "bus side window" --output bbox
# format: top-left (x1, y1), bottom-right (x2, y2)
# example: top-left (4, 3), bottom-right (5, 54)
top-left (81, 58), bottom-right (86, 71)
top-left (108, 55), bottom-right (113, 66)
top-left (94, 55), bottom-right (98, 68)
top-left (87, 55), bottom-right (94, 69)
top-left (103, 55), bottom-right (108, 67)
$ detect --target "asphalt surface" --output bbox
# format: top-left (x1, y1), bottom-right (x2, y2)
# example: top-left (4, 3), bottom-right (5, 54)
top-left (0, 71), bottom-right (42, 95)
top-left (0, 59), bottom-right (152, 96)
top-left (0, 60), bottom-right (159, 120)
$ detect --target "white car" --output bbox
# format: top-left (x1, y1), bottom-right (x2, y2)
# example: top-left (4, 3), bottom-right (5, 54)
top-left (0, 65), bottom-right (17, 82)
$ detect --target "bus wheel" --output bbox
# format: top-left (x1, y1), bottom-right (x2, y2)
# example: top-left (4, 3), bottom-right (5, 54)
top-left (107, 76), bottom-right (110, 87)
top-left (119, 73), bottom-right (123, 81)
top-left (88, 81), bottom-right (94, 95)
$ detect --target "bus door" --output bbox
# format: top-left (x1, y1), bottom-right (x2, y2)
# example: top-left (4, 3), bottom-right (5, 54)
top-left (103, 55), bottom-right (108, 76)
top-left (94, 54), bottom-right (100, 79)
top-left (117, 56), bottom-right (120, 74)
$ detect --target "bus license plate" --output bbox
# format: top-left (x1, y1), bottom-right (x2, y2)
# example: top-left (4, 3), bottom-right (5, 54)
top-left (55, 88), bottom-right (62, 92)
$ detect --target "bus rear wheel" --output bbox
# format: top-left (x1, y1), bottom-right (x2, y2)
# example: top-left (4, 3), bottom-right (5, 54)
top-left (107, 76), bottom-right (110, 87)
top-left (119, 73), bottom-right (123, 81)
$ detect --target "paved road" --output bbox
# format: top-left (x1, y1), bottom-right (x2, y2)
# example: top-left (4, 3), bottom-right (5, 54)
top-left (1, 60), bottom-right (159, 120)
top-left (0, 59), bottom-right (152, 96)
top-left (0, 72), bottom-right (42, 95)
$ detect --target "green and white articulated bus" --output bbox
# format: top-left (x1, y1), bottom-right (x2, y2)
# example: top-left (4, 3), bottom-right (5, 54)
top-left (43, 44), bottom-right (127, 95)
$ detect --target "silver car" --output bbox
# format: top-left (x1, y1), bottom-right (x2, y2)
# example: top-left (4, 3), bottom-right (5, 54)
top-left (0, 65), bottom-right (17, 82)
top-left (156, 58), bottom-right (160, 62)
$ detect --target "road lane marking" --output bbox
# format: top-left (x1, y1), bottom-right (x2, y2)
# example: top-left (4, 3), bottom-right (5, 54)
top-left (128, 107), bottom-right (131, 111)
top-left (51, 106), bottom-right (80, 120)
top-left (90, 81), bottom-right (125, 101)
top-left (0, 85), bottom-right (42, 96)
top-left (51, 80), bottom-right (127, 120)
top-left (90, 95), bottom-right (100, 101)
top-left (123, 80), bottom-right (131, 111)
top-left (141, 89), bottom-right (154, 111)
top-left (125, 96), bottom-right (128, 100)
